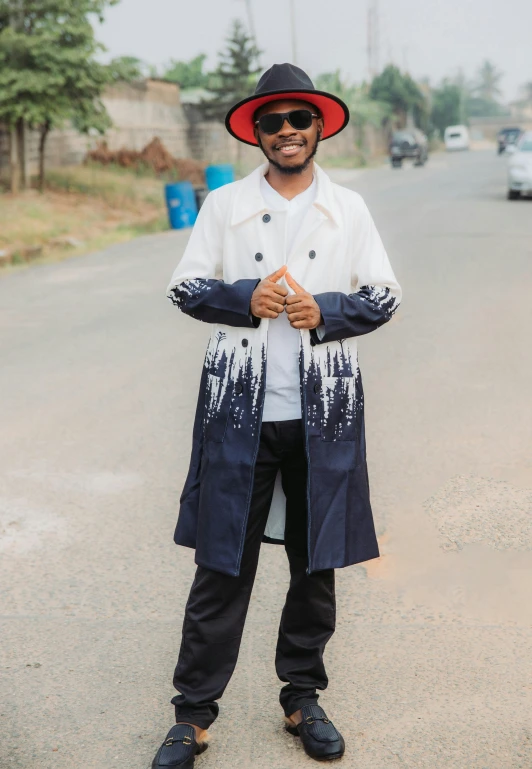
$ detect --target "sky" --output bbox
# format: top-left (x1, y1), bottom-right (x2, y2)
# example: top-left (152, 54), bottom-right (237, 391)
top-left (96, 0), bottom-right (531, 102)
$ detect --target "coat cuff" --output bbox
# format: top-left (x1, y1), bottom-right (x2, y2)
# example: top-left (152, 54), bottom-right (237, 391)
top-left (169, 277), bottom-right (261, 328)
top-left (311, 289), bottom-right (397, 345)
top-left (231, 278), bottom-right (262, 327)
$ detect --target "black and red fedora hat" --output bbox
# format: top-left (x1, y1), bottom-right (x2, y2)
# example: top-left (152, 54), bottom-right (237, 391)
top-left (225, 63), bottom-right (350, 146)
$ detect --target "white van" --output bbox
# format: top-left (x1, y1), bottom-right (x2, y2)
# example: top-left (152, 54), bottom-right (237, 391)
top-left (444, 125), bottom-right (470, 151)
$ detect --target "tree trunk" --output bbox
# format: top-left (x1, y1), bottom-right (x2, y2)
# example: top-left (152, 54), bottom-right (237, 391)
top-left (16, 118), bottom-right (26, 190)
top-left (38, 120), bottom-right (51, 193)
top-left (9, 126), bottom-right (19, 194)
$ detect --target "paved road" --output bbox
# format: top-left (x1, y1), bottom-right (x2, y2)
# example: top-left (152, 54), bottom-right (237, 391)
top-left (1, 151), bottom-right (531, 769)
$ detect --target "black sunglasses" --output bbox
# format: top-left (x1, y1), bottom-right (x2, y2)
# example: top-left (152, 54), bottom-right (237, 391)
top-left (255, 109), bottom-right (319, 135)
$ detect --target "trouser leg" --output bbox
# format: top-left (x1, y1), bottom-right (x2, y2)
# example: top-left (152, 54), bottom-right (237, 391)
top-left (277, 553), bottom-right (336, 717)
top-left (274, 421), bottom-right (336, 717)
top-left (171, 424), bottom-right (280, 729)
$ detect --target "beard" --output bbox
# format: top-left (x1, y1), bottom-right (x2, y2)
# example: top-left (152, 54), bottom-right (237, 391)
top-left (258, 132), bottom-right (321, 175)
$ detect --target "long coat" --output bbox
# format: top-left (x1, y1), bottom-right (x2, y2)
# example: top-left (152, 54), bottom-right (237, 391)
top-left (167, 162), bottom-right (401, 577)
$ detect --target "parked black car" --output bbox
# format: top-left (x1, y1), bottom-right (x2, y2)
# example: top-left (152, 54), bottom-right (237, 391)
top-left (497, 127), bottom-right (522, 155)
top-left (389, 130), bottom-right (429, 167)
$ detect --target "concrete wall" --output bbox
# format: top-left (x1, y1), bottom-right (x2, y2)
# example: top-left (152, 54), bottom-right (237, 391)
top-left (100, 80), bottom-right (190, 157)
top-left (0, 79), bottom-right (190, 181)
top-left (469, 115), bottom-right (532, 141)
top-left (1, 78), bottom-right (388, 182)
top-left (187, 120), bottom-right (388, 172)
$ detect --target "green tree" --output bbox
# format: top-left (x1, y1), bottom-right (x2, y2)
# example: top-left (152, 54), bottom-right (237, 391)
top-left (523, 82), bottom-right (532, 104)
top-left (317, 70), bottom-right (391, 126)
top-left (475, 59), bottom-right (503, 102)
top-left (315, 69), bottom-right (391, 160)
top-left (0, 0), bottom-right (125, 191)
top-left (108, 55), bottom-right (146, 81)
top-left (459, 60), bottom-right (506, 118)
top-left (201, 19), bottom-right (261, 121)
top-left (315, 70), bottom-right (351, 102)
top-left (163, 53), bottom-right (209, 89)
top-left (369, 64), bottom-right (427, 129)
top-left (431, 80), bottom-right (463, 136)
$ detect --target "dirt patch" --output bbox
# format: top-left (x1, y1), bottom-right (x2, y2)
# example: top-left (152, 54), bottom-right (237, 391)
top-left (86, 137), bottom-right (206, 186)
top-left (0, 166), bottom-right (169, 270)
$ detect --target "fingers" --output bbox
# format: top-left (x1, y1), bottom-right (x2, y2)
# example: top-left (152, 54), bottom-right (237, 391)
top-left (289, 319), bottom-right (315, 329)
top-left (285, 294), bottom-right (303, 306)
top-left (286, 296), bottom-right (322, 329)
top-left (285, 310), bottom-right (307, 322)
top-left (258, 307), bottom-right (284, 319)
top-left (266, 281), bottom-right (288, 297)
top-left (285, 271), bottom-right (305, 294)
top-left (267, 265), bottom-right (287, 283)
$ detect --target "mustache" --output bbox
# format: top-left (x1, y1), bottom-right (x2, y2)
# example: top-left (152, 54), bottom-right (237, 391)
top-left (275, 140), bottom-right (306, 148)
top-left (258, 133), bottom-right (320, 176)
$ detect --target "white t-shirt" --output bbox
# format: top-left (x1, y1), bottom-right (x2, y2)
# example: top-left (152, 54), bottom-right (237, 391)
top-left (259, 174), bottom-right (317, 422)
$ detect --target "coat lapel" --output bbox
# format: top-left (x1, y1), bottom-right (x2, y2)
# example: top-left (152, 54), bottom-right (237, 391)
top-left (230, 164), bottom-right (268, 227)
top-left (287, 205), bottom-right (327, 261)
top-left (287, 163), bottom-right (339, 260)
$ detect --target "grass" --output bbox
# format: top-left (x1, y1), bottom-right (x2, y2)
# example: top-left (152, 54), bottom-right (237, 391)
top-left (0, 165), bottom-right (170, 273)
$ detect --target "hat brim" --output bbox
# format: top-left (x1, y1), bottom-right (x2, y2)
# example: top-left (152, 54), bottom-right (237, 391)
top-left (225, 89), bottom-right (350, 146)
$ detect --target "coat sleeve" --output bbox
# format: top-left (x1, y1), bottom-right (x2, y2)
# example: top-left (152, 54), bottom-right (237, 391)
top-left (310, 199), bottom-right (401, 345)
top-left (166, 191), bottom-right (260, 328)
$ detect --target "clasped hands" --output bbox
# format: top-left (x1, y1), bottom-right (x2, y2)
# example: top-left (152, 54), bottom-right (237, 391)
top-left (250, 265), bottom-right (322, 330)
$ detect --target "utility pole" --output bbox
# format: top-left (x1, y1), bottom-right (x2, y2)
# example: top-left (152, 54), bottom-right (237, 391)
top-left (374, 0), bottom-right (379, 74)
top-left (8, 0), bottom-right (20, 193)
top-left (367, 0), bottom-right (380, 79)
top-left (367, 3), bottom-right (373, 79)
top-left (290, 0), bottom-right (298, 65)
top-left (402, 46), bottom-right (409, 73)
top-left (236, 0), bottom-right (257, 43)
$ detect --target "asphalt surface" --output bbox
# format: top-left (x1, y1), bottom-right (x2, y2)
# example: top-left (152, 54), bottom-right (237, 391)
top-left (1, 150), bottom-right (531, 769)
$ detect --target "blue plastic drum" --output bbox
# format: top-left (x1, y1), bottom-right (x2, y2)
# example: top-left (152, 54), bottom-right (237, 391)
top-left (205, 164), bottom-right (235, 191)
top-left (165, 182), bottom-right (198, 229)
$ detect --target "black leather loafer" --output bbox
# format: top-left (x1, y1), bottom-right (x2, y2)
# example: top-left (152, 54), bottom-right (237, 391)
top-left (286, 704), bottom-right (345, 761)
top-left (152, 724), bottom-right (208, 769)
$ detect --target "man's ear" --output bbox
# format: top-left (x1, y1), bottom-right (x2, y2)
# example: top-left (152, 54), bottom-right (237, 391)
top-left (317, 117), bottom-right (324, 140)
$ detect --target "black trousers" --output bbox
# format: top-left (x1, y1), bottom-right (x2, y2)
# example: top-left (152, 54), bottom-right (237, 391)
top-left (171, 420), bottom-right (336, 729)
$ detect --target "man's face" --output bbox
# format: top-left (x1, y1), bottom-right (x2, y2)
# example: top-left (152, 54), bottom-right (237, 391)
top-left (254, 99), bottom-right (324, 175)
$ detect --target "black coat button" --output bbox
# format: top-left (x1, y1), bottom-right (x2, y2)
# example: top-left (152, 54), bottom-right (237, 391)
top-left (314, 383), bottom-right (321, 394)
top-left (234, 383), bottom-right (243, 395)
top-left (241, 339), bottom-right (248, 347)
top-left (255, 252), bottom-right (263, 262)
top-left (309, 250), bottom-right (316, 259)
top-left (262, 214), bottom-right (271, 223)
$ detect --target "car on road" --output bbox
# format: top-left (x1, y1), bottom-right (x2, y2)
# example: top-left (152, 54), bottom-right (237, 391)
top-left (497, 127), bottom-right (522, 155)
top-left (389, 130), bottom-right (428, 168)
top-left (507, 131), bottom-right (532, 199)
top-left (444, 125), bottom-right (470, 151)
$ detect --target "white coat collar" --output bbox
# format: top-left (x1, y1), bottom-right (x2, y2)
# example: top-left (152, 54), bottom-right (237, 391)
top-left (231, 162), bottom-right (339, 228)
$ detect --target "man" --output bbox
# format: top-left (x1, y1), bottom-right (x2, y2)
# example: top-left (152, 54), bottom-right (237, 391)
top-left (153, 63), bottom-right (401, 768)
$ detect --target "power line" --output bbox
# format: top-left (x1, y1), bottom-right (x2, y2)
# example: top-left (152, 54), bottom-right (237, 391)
top-left (290, 0), bottom-right (298, 65)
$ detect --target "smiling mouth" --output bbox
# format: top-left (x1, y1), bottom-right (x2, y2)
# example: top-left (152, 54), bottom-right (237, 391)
top-left (276, 143), bottom-right (304, 157)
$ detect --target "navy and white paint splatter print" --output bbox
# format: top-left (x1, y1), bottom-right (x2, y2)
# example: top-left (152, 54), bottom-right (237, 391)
top-left (166, 162), bottom-right (401, 576)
